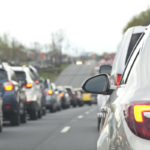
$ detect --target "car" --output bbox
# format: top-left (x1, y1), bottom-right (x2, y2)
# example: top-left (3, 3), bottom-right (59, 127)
top-left (43, 79), bottom-right (61, 112)
top-left (56, 86), bottom-right (70, 109)
top-left (12, 66), bottom-right (43, 120)
top-left (81, 91), bottom-right (92, 105)
top-left (97, 64), bottom-right (112, 130)
top-left (82, 26), bottom-right (150, 150)
top-left (64, 86), bottom-right (78, 107)
top-left (97, 26), bottom-right (145, 132)
top-left (0, 63), bottom-right (27, 126)
top-left (111, 26), bottom-right (145, 86)
top-left (74, 88), bottom-right (84, 106)
top-left (29, 66), bottom-right (47, 115)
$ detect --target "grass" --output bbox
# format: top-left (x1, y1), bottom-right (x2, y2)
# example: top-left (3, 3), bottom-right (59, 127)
top-left (39, 63), bottom-right (69, 82)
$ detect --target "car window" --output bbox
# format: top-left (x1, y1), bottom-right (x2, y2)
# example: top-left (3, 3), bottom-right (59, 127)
top-left (14, 71), bottom-right (26, 81)
top-left (0, 69), bottom-right (7, 80)
top-left (125, 33), bottom-right (143, 64)
top-left (120, 40), bottom-right (143, 84)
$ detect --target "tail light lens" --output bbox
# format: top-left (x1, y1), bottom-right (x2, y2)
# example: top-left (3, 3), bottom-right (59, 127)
top-left (34, 80), bottom-right (39, 84)
top-left (4, 105), bottom-right (11, 109)
top-left (59, 92), bottom-right (64, 98)
top-left (115, 74), bottom-right (122, 86)
top-left (4, 81), bottom-right (14, 91)
top-left (124, 102), bottom-right (150, 139)
top-left (47, 90), bottom-right (53, 95)
top-left (26, 83), bottom-right (33, 88)
top-left (26, 101), bottom-right (31, 104)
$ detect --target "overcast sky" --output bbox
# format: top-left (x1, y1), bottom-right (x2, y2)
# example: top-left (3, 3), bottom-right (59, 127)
top-left (0, 0), bottom-right (150, 55)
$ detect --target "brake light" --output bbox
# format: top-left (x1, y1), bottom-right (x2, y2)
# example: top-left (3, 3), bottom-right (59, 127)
top-left (35, 80), bottom-right (39, 84)
top-left (4, 82), bottom-right (14, 91)
top-left (26, 83), bottom-right (32, 88)
top-left (115, 74), bottom-right (122, 86)
top-left (59, 92), bottom-right (64, 98)
top-left (4, 105), bottom-right (11, 109)
top-left (47, 90), bottom-right (53, 95)
top-left (125, 102), bottom-right (150, 139)
top-left (26, 101), bottom-right (31, 104)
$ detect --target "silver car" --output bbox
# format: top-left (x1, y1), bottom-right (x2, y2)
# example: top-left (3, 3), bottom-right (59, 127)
top-left (12, 66), bottom-right (43, 120)
top-left (82, 25), bottom-right (150, 150)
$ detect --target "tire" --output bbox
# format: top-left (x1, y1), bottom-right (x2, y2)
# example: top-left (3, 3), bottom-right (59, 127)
top-left (30, 110), bottom-right (38, 120)
top-left (21, 112), bottom-right (27, 123)
top-left (38, 109), bottom-right (42, 119)
top-left (0, 120), bottom-right (3, 132)
top-left (97, 117), bottom-right (101, 131)
top-left (11, 113), bottom-right (20, 126)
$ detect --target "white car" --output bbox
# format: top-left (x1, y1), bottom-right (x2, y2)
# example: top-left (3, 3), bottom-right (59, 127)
top-left (82, 25), bottom-right (150, 150)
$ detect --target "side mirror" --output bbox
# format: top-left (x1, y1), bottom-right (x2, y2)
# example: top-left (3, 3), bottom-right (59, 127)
top-left (82, 74), bottom-right (112, 94)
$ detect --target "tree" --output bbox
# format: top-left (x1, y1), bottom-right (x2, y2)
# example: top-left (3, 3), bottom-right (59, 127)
top-left (123, 7), bottom-right (150, 33)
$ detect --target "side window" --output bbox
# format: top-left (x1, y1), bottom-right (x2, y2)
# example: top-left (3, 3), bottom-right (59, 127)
top-left (121, 44), bottom-right (142, 84)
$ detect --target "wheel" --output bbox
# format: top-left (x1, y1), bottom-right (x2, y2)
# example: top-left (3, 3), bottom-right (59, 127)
top-left (0, 120), bottom-right (3, 132)
top-left (11, 113), bottom-right (20, 126)
top-left (97, 117), bottom-right (101, 131)
top-left (21, 112), bottom-right (27, 123)
top-left (38, 109), bottom-right (42, 119)
top-left (30, 110), bottom-right (38, 120)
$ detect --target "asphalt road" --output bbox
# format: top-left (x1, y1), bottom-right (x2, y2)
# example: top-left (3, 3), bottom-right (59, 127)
top-left (55, 63), bottom-right (96, 88)
top-left (0, 105), bottom-right (99, 150)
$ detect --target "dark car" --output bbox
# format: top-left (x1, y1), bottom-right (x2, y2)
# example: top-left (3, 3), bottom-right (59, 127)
top-left (0, 63), bottom-right (27, 126)
top-left (65, 86), bottom-right (78, 107)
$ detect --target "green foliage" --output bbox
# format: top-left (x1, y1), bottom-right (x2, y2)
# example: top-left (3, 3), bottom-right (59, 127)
top-left (39, 63), bottom-right (69, 81)
top-left (123, 7), bottom-right (150, 33)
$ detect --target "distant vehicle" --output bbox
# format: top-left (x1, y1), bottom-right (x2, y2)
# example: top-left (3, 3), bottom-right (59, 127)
top-left (65, 86), bottom-right (78, 107)
top-left (43, 79), bottom-right (61, 112)
top-left (97, 64), bottom-right (112, 130)
top-left (56, 86), bottom-right (70, 109)
top-left (111, 26), bottom-right (145, 86)
top-left (74, 88), bottom-right (84, 106)
top-left (29, 66), bottom-right (46, 115)
top-left (99, 65), bottom-right (112, 75)
top-left (12, 66), bottom-right (43, 120)
top-left (0, 63), bottom-right (27, 126)
top-left (81, 91), bottom-right (92, 105)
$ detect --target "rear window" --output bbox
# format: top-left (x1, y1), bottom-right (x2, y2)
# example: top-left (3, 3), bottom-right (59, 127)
top-left (14, 71), bottom-right (26, 81)
top-left (0, 69), bottom-right (7, 81)
top-left (125, 33), bottom-right (142, 64)
top-left (99, 66), bottom-right (112, 75)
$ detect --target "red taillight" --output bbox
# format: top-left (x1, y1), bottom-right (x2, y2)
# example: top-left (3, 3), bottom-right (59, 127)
top-left (26, 83), bottom-right (33, 88)
top-left (125, 102), bottom-right (150, 139)
top-left (59, 92), bottom-right (64, 98)
top-left (34, 80), bottom-right (39, 84)
top-left (26, 101), bottom-right (31, 104)
top-left (4, 82), bottom-right (14, 91)
top-left (115, 74), bottom-right (122, 86)
top-left (47, 90), bottom-right (53, 95)
top-left (4, 105), bottom-right (11, 109)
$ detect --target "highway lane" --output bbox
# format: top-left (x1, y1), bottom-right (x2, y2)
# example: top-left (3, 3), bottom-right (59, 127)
top-left (0, 105), bottom-right (99, 150)
top-left (55, 63), bottom-right (96, 88)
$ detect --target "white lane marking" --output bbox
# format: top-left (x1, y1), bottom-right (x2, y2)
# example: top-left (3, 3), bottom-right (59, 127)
top-left (78, 115), bottom-right (84, 119)
top-left (61, 126), bottom-right (71, 133)
top-left (85, 111), bottom-right (89, 115)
